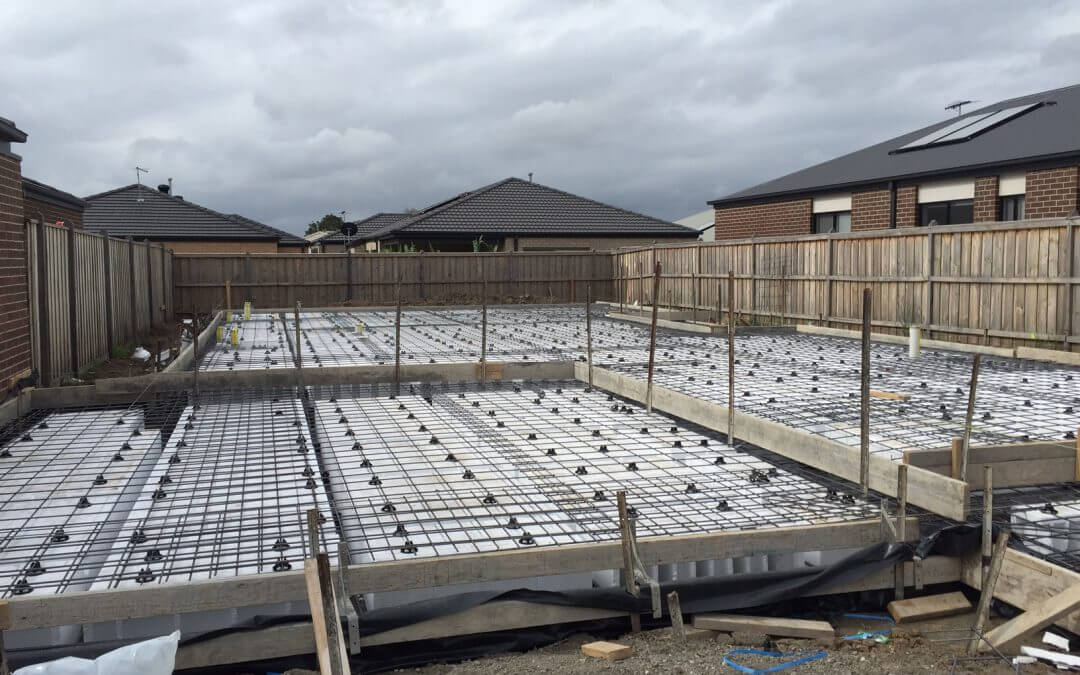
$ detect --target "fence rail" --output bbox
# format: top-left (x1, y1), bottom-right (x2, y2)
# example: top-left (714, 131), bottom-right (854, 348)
top-left (28, 223), bottom-right (174, 385)
top-left (172, 251), bottom-right (613, 313)
top-left (612, 218), bottom-right (1080, 349)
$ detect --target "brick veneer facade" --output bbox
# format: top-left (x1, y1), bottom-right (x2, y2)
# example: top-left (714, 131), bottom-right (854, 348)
top-left (23, 193), bottom-right (83, 228)
top-left (713, 164), bottom-right (1080, 239)
top-left (895, 185), bottom-right (918, 227)
top-left (713, 197), bottom-right (811, 240)
top-left (1026, 166), bottom-right (1080, 219)
top-left (973, 176), bottom-right (999, 222)
top-left (851, 189), bottom-right (890, 230)
top-left (0, 149), bottom-right (30, 394)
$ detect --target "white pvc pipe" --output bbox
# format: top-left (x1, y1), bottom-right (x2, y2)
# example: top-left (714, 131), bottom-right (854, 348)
top-left (909, 326), bottom-right (921, 358)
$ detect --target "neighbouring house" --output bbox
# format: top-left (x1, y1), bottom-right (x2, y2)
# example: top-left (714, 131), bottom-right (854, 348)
top-left (83, 183), bottom-right (307, 253)
top-left (22, 177), bottom-right (86, 228)
top-left (675, 208), bottom-right (715, 242)
top-left (0, 115), bottom-right (31, 394)
top-left (357, 177), bottom-right (697, 252)
top-left (309, 213), bottom-right (410, 253)
top-left (710, 83), bottom-right (1080, 240)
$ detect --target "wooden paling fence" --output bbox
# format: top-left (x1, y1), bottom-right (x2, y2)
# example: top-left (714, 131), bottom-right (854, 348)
top-left (612, 218), bottom-right (1080, 349)
top-left (28, 223), bottom-right (174, 385)
top-left (172, 251), bottom-right (613, 313)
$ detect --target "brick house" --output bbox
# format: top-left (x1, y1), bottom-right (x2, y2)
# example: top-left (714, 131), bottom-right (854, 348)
top-left (22, 177), bottom-right (86, 227)
top-left (84, 183), bottom-right (307, 253)
top-left (710, 83), bottom-right (1080, 239)
top-left (360, 177), bottom-right (698, 252)
top-left (0, 117), bottom-right (31, 395)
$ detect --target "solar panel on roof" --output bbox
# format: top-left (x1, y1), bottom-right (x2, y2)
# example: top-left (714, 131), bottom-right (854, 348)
top-left (892, 102), bottom-right (1043, 154)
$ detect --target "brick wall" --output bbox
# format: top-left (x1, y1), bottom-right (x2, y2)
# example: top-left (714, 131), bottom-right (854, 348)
top-left (23, 194), bottom-right (83, 228)
top-left (851, 189), bottom-right (890, 230)
top-left (0, 150), bottom-right (30, 394)
top-left (896, 186), bottom-right (918, 227)
top-left (713, 198), bottom-right (811, 240)
top-left (974, 176), bottom-right (999, 222)
top-left (1026, 166), bottom-right (1080, 219)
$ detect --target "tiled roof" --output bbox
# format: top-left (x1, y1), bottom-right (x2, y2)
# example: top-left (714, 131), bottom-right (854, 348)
top-left (317, 213), bottom-right (409, 245)
top-left (713, 82), bottom-right (1080, 205)
top-left (228, 213), bottom-right (307, 246)
top-left (84, 184), bottom-right (293, 243)
top-left (365, 178), bottom-right (696, 240)
top-left (22, 177), bottom-right (86, 211)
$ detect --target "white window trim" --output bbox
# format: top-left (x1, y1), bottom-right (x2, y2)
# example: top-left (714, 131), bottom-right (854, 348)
top-left (918, 179), bottom-right (974, 203)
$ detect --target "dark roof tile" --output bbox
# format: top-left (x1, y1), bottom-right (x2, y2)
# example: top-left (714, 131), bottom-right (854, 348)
top-left (365, 178), bottom-right (695, 240)
top-left (713, 83), bottom-right (1080, 205)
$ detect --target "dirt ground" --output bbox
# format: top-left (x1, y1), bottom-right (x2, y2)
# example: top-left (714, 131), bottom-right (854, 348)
top-left (404, 611), bottom-right (1056, 674)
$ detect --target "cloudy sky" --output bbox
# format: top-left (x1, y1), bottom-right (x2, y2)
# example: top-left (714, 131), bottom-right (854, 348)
top-left (3, 1), bottom-right (1079, 234)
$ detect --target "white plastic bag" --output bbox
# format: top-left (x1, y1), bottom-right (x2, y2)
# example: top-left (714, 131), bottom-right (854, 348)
top-left (15, 630), bottom-right (180, 675)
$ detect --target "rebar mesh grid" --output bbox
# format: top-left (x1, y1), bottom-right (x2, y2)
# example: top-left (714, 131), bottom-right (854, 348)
top-left (309, 379), bottom-right (878, 565)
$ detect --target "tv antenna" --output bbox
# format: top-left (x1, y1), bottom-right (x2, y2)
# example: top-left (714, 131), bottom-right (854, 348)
top-left (135, 166), bottom-right (150, 202)
top-left (944, 100), bottom-right (976, 116)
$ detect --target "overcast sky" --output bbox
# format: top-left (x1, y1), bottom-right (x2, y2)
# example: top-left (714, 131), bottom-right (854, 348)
top-left (3, 1), bottom-right (1080, 234)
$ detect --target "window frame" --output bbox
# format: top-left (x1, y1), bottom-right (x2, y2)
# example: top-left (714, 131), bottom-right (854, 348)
top-left (813, 210), bottom-right (852, 234)
top-left (918, 199), bottom-right (974, 227)
top-left (999, 194), bottom-right (1025, 221)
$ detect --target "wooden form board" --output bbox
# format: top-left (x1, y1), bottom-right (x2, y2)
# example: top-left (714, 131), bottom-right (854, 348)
top-left (31, 360), bottom-right (577, 405)
top-left (978, 581), bottom-right (1080, 653)
top-left (693, 614), bottom-right (834, 639)
top-left (172, 556), bottom-right (961, 668)
top-left (581, 641), bottom-right (633, 661)
top-left (904, 440), bottom-right (1076, 489)
top-left (963, 547), bottom-right (1080, 637)
top-left (887, 591), bottom-right (972, 623)
top-left (607, 311), bottom-right (716, 334)
top-left (580, 364), bottom-right (969, 520)
top-left (1, 517), bottom-right (914, 631)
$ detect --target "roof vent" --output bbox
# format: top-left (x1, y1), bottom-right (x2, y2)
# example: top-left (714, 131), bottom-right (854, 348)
top-left (157, 184), bottom-right (170, 195)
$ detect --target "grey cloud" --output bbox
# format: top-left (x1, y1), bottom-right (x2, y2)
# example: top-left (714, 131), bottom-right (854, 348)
top-left (2, 0), bottom-right (1079, 232)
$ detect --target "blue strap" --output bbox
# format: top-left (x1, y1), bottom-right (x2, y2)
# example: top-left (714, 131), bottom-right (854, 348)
top-left (722, 648), bottom-right (828, 674)
top-left (843, 612), bottom-right (895, 624)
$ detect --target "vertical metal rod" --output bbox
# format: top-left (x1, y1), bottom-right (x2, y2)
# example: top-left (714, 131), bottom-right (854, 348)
top-left (345, 246), bottom-right (353, 305)
top-left (727, 271), bottom-right (735, 445)
top-left (860, 287), bottom-right (872, 497)
top-left (394, 282), bottom-right (402, 397)
top-left (294, 301), bottom-right (302, 370)
top-left (159, 244), bottom-right (167, 325)
top-left (225, 279), bottom-right (232, 317)
top-left (616, 490), bottom-right (640, 633)
top-left (145, 242), bottom-right (154, 328)
top-left (645, 260), bottom-right (661, 412)
top-left (894, 464), bottom-right (908, 600)
top-left (618, 258), bottom-right (624, 314)
top-left (586, 283), bottom-right (594, 387)
top-left (959, 353), bottom-right (982, 483)
top-left (716, 278), bottom-right (722, 324)
top-left (480, 278), bottom-right (488, 383)
top-left (191, 315), bottom-right (200, 400)
top-left (982, 465), bottom-right (994, 562)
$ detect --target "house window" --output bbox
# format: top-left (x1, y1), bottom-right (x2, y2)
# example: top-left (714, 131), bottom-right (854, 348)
top-left (919, 199), bottom-right (973, 226)
top-left (1000, 195), bottom-right (1025, 221)
top-left (813, 211), bottom-right (851, 234)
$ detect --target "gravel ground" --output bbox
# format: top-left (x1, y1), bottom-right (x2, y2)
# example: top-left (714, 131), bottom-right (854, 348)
top-left (402, 611), bottom-right (1059, 674)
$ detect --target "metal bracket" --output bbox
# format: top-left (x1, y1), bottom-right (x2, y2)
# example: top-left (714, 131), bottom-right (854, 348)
top-left (880, 499), bottom-right (897, 542)
top-left (627, 521), bottom-right (662, 619)
top-left (336, 541), bottom-right (363, 654)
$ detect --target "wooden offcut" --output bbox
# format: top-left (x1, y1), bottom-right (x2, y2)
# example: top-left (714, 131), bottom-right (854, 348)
top-left (979, 582), bottom-right (1080, 653)
top-left (692, 614), bottom-right (834, 639)
top-left (870, 390), bottom-right (910, 401)
top-left (581, 641), bottom-right (632, 661)
top-left (887, 592), bottom-right (972, 624)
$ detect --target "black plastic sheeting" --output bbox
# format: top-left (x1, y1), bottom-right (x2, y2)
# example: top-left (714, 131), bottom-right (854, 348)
top-left (10, 526), bottom-right (981, 674)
